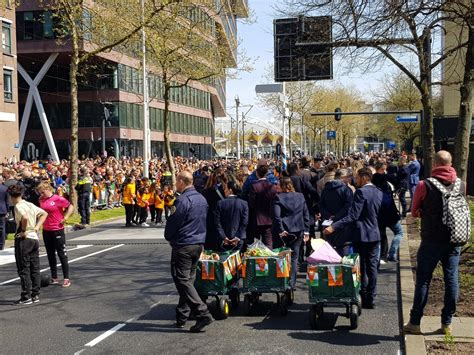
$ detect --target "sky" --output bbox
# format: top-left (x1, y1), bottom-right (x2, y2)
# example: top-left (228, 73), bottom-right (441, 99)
top-left (225, 0), bottom-right (395, 125)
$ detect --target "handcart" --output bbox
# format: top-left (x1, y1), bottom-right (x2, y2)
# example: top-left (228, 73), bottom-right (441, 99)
top-left (195, 250), bottom-right (242, 320)
top-left (239, 247), bottom-right (294, 316)
top-left (307, 253), bottom-right (362, 330)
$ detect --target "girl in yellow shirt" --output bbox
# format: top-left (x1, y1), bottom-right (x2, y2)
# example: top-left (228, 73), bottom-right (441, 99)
top-left (154, 186), bottom-right (165, 225)
top-left (123, 176), bottom-right (136, 227)
top-left (163, 185), bottom-right (175, 221)
top-left (137, 184), bottom-right (151, 227)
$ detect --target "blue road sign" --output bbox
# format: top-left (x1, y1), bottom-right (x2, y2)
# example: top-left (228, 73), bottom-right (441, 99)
top-left (327, 130), bottom-right (336, 140)
top-left (396, 115), bottom-right (419, 123)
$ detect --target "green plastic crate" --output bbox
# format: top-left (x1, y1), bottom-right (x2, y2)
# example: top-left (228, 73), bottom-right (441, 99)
top-left (195, 250), bottom-right (240, 296)
top-left (307, 254), bottom-right (361, 303)
top-left (240, 248), bottom-right (291, 293)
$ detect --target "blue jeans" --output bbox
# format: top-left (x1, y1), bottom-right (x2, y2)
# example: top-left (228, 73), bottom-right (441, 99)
top-left (388, 221), bottom-right (404, 260)
top-left (409, 243), bottom-right (461, 326)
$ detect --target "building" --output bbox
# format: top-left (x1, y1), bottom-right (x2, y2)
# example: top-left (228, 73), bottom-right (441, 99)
top-left (15, 1), bottom-right (249, 160)
top-left (0, 1), bottom-right (19, 160)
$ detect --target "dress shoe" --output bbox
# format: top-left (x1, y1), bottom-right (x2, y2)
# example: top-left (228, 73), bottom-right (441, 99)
top-left (190, 316), bottom-right (213, 333)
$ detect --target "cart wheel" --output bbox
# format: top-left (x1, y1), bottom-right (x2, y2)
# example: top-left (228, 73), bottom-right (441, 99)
top-left (309, 305), bottom-right (322, 330)
top-left (229, 288), bottom-right (240, 309)
top-left (356, 295), bottom-right (362, 316)
top-left (215, 298), bottom-right (230, 320)
top-left (242, 295), bottom-right (252, 316)
top-left (279, 294), bottom-right (288, 316)
top-left (350, 305), bottom-right (359, 330)
top-left (285, 289), bottom-right (294, 306)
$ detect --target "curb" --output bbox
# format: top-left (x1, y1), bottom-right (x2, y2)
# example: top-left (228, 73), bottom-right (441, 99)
top-left (399, 220), bottom-right (426, 355)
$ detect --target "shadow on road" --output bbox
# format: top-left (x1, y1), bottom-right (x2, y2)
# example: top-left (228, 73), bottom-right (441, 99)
top-left (288, 330), bottom-right (401, 346)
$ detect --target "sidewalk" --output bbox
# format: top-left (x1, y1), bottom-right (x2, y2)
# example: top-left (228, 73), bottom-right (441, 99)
top-left (399, 218), bottom-right (474, 354)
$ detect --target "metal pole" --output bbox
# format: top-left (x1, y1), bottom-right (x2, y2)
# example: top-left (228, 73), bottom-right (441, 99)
top-left (101, 117), bottom-right (106, 155)
top-left (325, 116), bottom-right (328, 153)
top-left (141, 0), bottom-right (150, 177)
top-left (241, 112), bottom-right (245, 157)
top-left (235, 96), bottom-right (240, 159)
top-left (282, 82), bottom-right (287, 157)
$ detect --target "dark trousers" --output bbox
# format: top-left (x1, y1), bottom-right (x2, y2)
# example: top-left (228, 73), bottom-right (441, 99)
top-left (124, 204), bottom-right (134, 225)
top-left (43, 229), bottom-right (69, 279)
top-left (253, 225), bottom-right (273, 249)
top-left (354, 241), bottom-right (380, 303)
top-left (77, 193), bottom-right (90, 225)
top-left (149, 205), bottom-right (156, 222)
top-left (132, 204), bottom-right (140, 223)
top-left (0, 214), bottom-right (5, 250)
top-left (273, 232), bottom-right (303, 288)
top-left (15, 237), bottom-right (40, 299)
top-left (155, 208), bottom-right (163, 223)
top-left (171, 244), bottom-right (210, 324)
top-left (398, 188), bottom-right (408, 216)
top-left (410, 243), bottom-right (461, 326)
top-left (139, 207), bottom-right (148, 224)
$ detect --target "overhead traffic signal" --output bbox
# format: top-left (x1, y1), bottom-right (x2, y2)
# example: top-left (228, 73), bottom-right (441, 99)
top-left (335, 107), bottom-right (342, 121)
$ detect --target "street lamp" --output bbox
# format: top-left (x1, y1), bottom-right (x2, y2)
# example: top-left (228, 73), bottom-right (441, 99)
top-left (235, 95), bottom-right (240, 159)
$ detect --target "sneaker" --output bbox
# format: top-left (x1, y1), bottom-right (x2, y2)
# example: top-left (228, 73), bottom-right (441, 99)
top-left (125, 223), bottom-right (133, 227)
top-left (176, 321), bottom-right (186, 329)
top-left (440, 324), bottom-right (452, 335)
top-left (62, 279), bottom-right (71, 288)
top-left (190, 316), bottom-right (213, 333)
top-left (14, 297), bottom-right (32, 305)
top-left (32, 295), bottom-right (40, 303)
top-left (403, 322), bottom-right (422, 335)
top-left (51, 278), bottom-right (60, 285)
top-left (141, 222), bottom-right (150, 227)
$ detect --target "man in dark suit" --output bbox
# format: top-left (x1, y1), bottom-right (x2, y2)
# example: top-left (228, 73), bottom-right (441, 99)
top-left (164, 171), bottom-right (213, 333)
top-left (408, 153), bottom-right (421, 209)
top-left (214, 180), bottom-right (248, 251)
top-left (248, 164), bottom-right (278, 249)
top-left (323, 167), bottom-right (383, 308)
top-left (0, 179), bottom-right (9, 250)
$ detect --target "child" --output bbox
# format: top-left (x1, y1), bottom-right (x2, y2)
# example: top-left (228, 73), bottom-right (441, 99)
top-left (163, 185), bottom-right (175, 221)
top-left (122, 176), bottom-right (136, 227)
top-left (148, 182), bottom-right (156, 223)
top-left (154, 186), bottom-right (164, 225)
top-left (137, 181), bottom-right (151, 227)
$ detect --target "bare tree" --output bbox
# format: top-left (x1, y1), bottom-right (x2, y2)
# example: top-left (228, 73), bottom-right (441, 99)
top-left (280, 0), bottom-right (471, 173)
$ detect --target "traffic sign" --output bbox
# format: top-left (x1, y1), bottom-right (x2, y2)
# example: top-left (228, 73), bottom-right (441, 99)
top-left (396, 115), bottom-right (419, 123)
top-left (327, 131), bottom-right (336, 140)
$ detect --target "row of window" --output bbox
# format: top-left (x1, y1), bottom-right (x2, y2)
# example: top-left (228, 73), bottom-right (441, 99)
top-left (3, 68), bottom-right (13, 102)
top-left (2, 21), bottom-right (12, 54)
top-left (117, 64), bottom-right (211, 111)
top-left (22, 101), bottom-right (212, 137)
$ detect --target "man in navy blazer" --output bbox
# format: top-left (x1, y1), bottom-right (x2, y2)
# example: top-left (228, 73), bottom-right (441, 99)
top-left (0, 180), bottom-right (9, 250)
top-left (408, 153), bottom-right (421, 208)
top-left (323, 167), bottom-right (383, 309)
top-left (214, 181), bottom-right (248, 251)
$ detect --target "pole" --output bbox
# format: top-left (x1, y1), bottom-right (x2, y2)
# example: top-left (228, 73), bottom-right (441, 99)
top-left (325, 116), bottom-right (328, 153)
top-left (282, 82), bottom-right (287, 157)
top-left (235, 96), bottom-right (240, 159)
top-left (241, 112), bottom-right (245, 157)
top-left (101, 117), bottom-right (106, 155)
top-left (141, 0), bottom-right (150, 177)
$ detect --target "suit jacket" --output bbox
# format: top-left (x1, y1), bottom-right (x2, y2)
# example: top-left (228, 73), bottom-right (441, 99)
top-left (214, 196), bottom-right (249, 243)
top-left (273, 192), bottom-right (310, 235)
top-left (332, 184), bottom-right (383, 243)
top-left (0, 185), bottom-right (8, 215)
top-left (248, 178), bottom-right (278, 226)
top-left (408, 160), bottom-right (421, 187)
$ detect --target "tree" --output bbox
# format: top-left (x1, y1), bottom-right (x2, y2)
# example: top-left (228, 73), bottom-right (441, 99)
top-left (281, 0), bottom-right (471, 173)
top-left (453, 7), bottom-right (474, 181)
top-left (141, 1), bottom-right (240, 187)
top-left (43, 0), bottom-right (175, 207)
top-left (372, 71), bottom-right (422, 151)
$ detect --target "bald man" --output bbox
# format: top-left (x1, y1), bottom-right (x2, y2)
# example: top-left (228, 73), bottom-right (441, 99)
top-left (404, 150), bottom-right (467, 335)
top-left (164, 171), bottom-right (213, 332)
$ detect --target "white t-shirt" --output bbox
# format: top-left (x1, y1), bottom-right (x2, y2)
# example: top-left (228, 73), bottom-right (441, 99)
top-left (14, 200), bottom-right (47, 240)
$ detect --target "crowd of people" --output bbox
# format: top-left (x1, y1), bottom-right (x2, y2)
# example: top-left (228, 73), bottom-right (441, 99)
top-left (0, 149), bottom-right (468, 336)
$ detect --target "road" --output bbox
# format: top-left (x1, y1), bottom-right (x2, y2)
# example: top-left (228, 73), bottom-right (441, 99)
top-left (0, 220), bottom-right (403, 354)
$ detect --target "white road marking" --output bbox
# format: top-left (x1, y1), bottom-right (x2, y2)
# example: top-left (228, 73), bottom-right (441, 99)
top-left (0, 244), bottom-right (93, 266)
top-left (77, 290), bottom-right (177, 352)
top-left (0, 244), bottom-right (124, 285)
top-left (84, 323), bottom-right (127, 347)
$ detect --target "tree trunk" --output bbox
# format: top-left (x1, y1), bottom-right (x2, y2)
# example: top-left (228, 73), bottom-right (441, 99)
top-left (420, 87), bottom-right (435, 176)
top-left (287, 119), bottom-right (292, 158)
top-left (453, 24), bottom-right (473, 181)
top-left (69, 29), bottom-right (80, 209)
top-left (163, 82), bottom-right (176, 189)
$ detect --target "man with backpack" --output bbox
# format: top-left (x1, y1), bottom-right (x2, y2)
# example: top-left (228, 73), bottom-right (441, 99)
top-left (404, 151), bottom-right (471, 335)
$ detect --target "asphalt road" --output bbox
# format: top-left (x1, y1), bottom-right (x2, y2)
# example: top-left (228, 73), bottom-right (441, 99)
top-left (0, 221), bottom-right (403, 354)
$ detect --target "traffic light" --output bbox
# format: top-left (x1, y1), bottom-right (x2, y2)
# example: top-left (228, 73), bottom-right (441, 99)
top-left (335, 107), bottom-right (342, 121)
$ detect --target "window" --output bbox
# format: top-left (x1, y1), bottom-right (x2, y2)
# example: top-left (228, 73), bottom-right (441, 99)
top-left (23, 12), bottom-right (34, 40)
top-left (2, 22), bottom-right (12, 54)
top-left (3, 69), bottom-right (13, 101)
top-left (42, 12), bottom-right (54, 39)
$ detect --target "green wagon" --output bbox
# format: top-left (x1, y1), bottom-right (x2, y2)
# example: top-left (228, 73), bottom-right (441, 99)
top-left (194, 250), bottom-right (241, 320)
top-left (239, 248), bottom-right (294, 316)
top-left (306, 254), bottom-right (362, 330)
